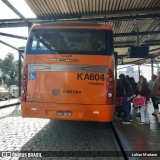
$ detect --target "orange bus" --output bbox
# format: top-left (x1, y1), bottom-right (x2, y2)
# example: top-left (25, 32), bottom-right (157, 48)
top-left (21, 21), bottom-right (115, 122)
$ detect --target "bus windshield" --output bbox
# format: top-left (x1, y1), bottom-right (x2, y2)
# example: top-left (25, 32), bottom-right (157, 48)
top-left (26, 29), bottom-right (113, 55)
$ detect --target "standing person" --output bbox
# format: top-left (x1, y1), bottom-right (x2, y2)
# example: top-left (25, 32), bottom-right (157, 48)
top-left (151, 68), bottom-right (160, 125)
top-left (115, 79), bottom-right (124, 119)
top-left (136, 75), bottom-right (144, 116)
top-left (130, 77), bottom-right (138, 108)
top-left (130, 77), bottom-right (138, 96)
top-left (119, 74), bottom-right (135, 124)
top-left (137, 75), bottom-right (144, 91)
top-left (148, 74), bottom-right (158, 116)
top-left (158, 113), bottom-right (160, 125)
top-left (139, 78), bottom-right (150, 124)
top-left (126, 75), bottom-right (131, 84)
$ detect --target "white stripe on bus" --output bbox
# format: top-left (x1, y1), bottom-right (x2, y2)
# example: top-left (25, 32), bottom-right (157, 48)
top-left (28, 64), bottom-right (108, 73)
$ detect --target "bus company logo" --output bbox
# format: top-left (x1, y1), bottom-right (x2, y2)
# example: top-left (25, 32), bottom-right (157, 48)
top-left (63, 90), bottom-right (81, 94)
top-left (52, 89), bottom-right (60, 96)
top-left (52, 58), bottom-right (79, 62)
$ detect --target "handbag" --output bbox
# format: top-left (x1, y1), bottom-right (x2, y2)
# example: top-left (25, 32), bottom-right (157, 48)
top-left (133, 96), bottom-right (146, 107)
top-left (116, 97), bottom-right (123, 106)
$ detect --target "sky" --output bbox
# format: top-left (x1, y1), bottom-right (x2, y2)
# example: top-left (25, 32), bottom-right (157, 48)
top-left (0, 0), bottom-right (36, 60)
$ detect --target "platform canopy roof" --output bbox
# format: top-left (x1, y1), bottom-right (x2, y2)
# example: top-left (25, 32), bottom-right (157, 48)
top-left (1, 0), bottom-right (160, 65)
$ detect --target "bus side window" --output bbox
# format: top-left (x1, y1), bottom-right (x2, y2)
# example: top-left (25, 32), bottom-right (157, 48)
top-left (36, 39), bottom-right (41, 49)
top-left (30, 37), bottom-right (37, 51)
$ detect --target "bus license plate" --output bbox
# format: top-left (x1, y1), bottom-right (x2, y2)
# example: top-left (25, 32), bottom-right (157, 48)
top-left (56, 111), bottom-right (72, 117)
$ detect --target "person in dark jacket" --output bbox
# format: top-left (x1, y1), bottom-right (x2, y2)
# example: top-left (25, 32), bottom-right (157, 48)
top-left (129, 77), bottom-right (139, 108)
top-left (130, 77), bottom-right (138, 96)
top-left (148, 74), bottom-right (158, 116)
top-left (151, 68), bottom-right (160, 125)
top-left (115, 79), bottom-right (124, 119)
top-left (138, 78), bottom-right (150, 124)
top-left (119, 74), bottom-right (135, 124)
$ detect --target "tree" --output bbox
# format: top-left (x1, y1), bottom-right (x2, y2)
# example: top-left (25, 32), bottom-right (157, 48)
top-left (0, 53), bottom-right (20, 87)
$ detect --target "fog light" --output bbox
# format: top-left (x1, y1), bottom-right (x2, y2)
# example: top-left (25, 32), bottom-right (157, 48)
top-left (108, 93), bottom-right (112, 97)
top-left (21, 89), bottom-right (25, 94)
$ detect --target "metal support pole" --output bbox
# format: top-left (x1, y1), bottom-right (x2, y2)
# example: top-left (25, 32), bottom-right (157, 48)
top-left (137, 27), bottom-right (139, 46)
top-left (138, 65), bottom-right (141, 79)
top-left (18, 51), bottom-right (22, 97)
top-left (151, 58), bottom-right (154, 75)
top-left (28, 23), bottom-right (32, 33)
top-left (9, 79), bottom-right (10, 100)
top-left (114, 52), bottom-right (118, 79)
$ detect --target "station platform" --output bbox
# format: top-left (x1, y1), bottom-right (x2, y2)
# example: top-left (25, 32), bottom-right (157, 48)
top-left (113, 100), bottom-right (160, 158)
top-left (0, 98), bottom-right (20, 108)
top-left (0, 99), bottom-right (160, 159)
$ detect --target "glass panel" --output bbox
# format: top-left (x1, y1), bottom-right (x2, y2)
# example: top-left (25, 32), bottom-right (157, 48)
top-left (26, 29), bottom-right (113, 55)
